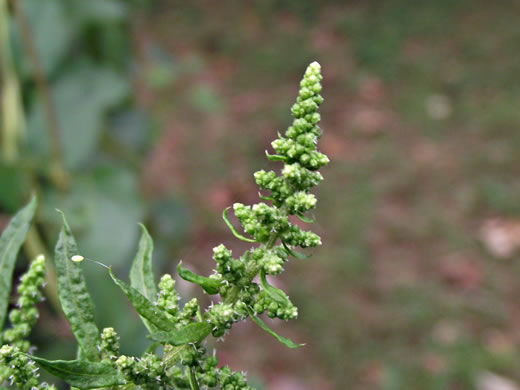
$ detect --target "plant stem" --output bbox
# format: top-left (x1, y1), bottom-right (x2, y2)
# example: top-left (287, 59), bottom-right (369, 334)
top-left (10, 0), bottom-right (68, 191)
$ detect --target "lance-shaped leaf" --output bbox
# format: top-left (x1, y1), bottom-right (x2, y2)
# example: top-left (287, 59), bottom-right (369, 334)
top-left (29, 355), bottom-right (125, 389)
top-left (177, 262), bottom-right (221, 295)
top-left (258, 191), bottom-right (274, 202)
top-left (150, 322), bottom-right (212, 346)
top-left (0, 196), bottom-right (36, 330)
top-left (259, 270), bottom-right (290, 306)
top-left (265, 150), bottom-right (287, 162)
top-left (109, 268), bottom-right (174, 333)
top-left (282, 240), bottom-right (311, 260)
top-left (296, 213), bottom-right (314, 224)
top-left (129, 224), bottom-right (157, 333)
top-left (222, 207), bottom-right (257, 243)
top-left (130, 223), bottom-right (157, 300)
top-left (55, 211), bottom-right (100, 361)
top-left (247, 307), bottom-right (304, 349)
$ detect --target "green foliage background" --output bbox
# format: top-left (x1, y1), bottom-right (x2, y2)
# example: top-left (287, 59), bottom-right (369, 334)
top-left (2, 1), bottom-right (520, 389)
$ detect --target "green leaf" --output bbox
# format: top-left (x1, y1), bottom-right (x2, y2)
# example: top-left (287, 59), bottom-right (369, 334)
top-left (54, 211), bottom-right (100, 361)
top-left (259, 270), bottom-right (290, 306)
top-left (247, 307), bottom-right (304, 349)
top-left (109, 268), bottom-right (174, 333)
top-left (177, 262), bottom-right (221, 295)
top-left (296, 213), bottom-right (314, 224)
top-left (27, 66), bottom-right (129, 170)
top-left (150, 322), bottom-right (212, 346)
top-left (265, 150), bottom-right (287, 162)
top-left (129, 224), bottom-right (157, 334)
top-left (130, 224), bottom-right (157, 300)
top-left (29, 355), bottom-right (125, 389)
top-left (282, 241), bottom-right (311, 260)
top-left (0, 196), bottom-right (36, 330)
top-left (222, 207), bottom-right (257, 243)
top-left (258, 191), bottom-right (274, 202)
top-left (18, 0), bottom-right (75, 77)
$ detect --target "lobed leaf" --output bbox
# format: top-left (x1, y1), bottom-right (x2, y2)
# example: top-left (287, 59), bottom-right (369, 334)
top-left (109, 268), bottom-right (174, 333)
top-left (247, 307), bottom-right (304, 349)
top-left (54, 211), bottom-right (100, 361)
top-left (150, 322), bottom-right (212, 346)
top-left (177, 262), bottom-right (221, 295)
top-left (222, 207), bottom-right (257, 243)
top-left (0, 196), bottom-right (36, 331)
top-left (129, 224), bottom-right (158, 333)
top-left (259, 270), bottom-right (290, 306)
top-left (29, 355), bottom-right (125, 389)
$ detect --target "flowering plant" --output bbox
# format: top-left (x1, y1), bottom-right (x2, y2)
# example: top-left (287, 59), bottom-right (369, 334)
top-left (0, 61), bottom-right (328, 389)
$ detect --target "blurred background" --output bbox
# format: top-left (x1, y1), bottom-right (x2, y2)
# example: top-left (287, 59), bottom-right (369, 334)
top-left (2, 1), bottom-right (520, 389)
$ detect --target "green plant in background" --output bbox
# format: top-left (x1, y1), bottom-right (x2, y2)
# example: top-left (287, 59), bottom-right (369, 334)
top-left (0, 62), bottom-right (328, 389)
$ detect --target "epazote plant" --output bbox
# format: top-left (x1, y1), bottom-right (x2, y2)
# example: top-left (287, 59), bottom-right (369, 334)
top-left (0, 61), bottom-right (328, 389)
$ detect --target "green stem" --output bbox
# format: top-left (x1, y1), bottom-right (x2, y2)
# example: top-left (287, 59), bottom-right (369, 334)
top-left (188, 366), bottom-right (200, 390)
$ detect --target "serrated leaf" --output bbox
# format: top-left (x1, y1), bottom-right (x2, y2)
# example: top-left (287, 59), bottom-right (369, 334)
top-left (0, 196), bottom-right (36, 330)
top-left (130, 224), bottom-right (157, 300)
top-left (222, 207), bottom-right (257, 243)
top-left (177, 262), bottom-right (221, 295)
top-left (109, 268), bottom-right (174, 333)
top-left (29, 355), bottom-right (125, 389)
top-left (282, 240), bottom-right (311, 260)
top-left (247, 307), bottom-right (304, 349)
top-left (54, 211), bottom-right (100, 361)
top-left (150, 322), bottom-right (212, 346)
top-left (259, 270), bottom-right (290, 306)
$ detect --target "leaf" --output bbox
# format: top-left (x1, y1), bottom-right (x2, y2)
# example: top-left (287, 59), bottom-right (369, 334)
top-left (259, 270), bottom-right (290, 306)
top-left (17, 0), bottom-right (75, 77)
top-left (296, 213), bottom-right (314, 223)
top-left (130, 224), bottom-right (157, 301)
top-left (109, 268), bottom-right (174, 333)
top-left (54, 211), bottom-right (100, 361)
top-left (265, 150), bottom-right (287, 162)
top-left (128, 224), bottom-right (158, 334)
top-left (282, 241), bottom-right (311, 260)
top-left (258, 191), bottom-right (274, 202)
top-left (0, 196), bottom-right (36, 330)
top-left (222, 207), bottom-right (257, 243)
top-left (177, 262), bottom-right (221, 295)
top-left (29, 355), bottom-right (125, 389)
top-left (27, 66), bottom-right (129, 170)
top-left (150, 322), bottom-right (212, 346)
top-left (247, 307), bottom-right (304, 349)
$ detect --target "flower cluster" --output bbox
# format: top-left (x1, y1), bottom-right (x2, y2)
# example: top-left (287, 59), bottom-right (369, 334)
top-left (1, 255), bottom-right (46, 352)
top-left (0, 344), bottom-right (55, 390)
top-left (99, 327), bottom-right (120, 361)
top-left (1, 62), bottom-right (328, 390)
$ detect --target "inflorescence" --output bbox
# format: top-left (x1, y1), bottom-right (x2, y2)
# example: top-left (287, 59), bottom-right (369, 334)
top-left (0, 62), bottom-right (328, 389)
